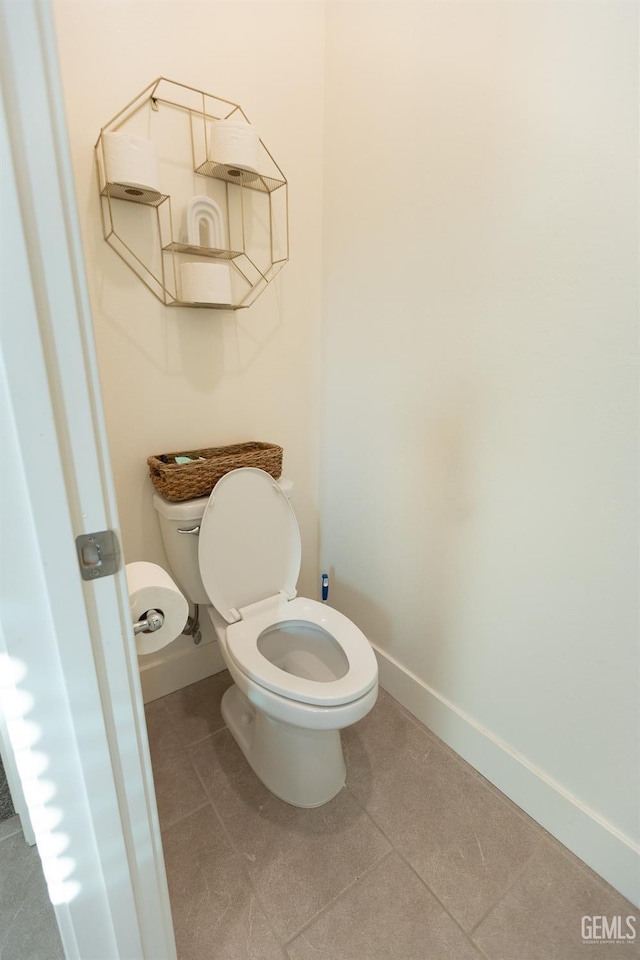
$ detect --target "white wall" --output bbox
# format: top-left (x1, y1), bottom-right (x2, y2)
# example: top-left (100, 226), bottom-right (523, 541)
top-left (320, 1), bottom-right (638, 902)
top-left (52, 0), bottom-right (638, 902)
top-left (52, 0), bottom-right (325, 612)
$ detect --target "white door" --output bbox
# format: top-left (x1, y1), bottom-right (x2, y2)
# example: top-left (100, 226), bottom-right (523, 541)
top-left (0, 2), bottom-right (177, 957)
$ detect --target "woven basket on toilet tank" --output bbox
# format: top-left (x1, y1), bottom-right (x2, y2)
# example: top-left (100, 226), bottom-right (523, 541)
top-left (147, 441), bottom-right (283, 502)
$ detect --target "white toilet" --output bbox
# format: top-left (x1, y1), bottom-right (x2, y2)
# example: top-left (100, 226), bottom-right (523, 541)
top-left (152, 467), bottom-right (378, 807)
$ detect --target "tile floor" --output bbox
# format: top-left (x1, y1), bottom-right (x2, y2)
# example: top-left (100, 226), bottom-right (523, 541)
top-left (146, 672), bottom-right (640, 960)
top-left (0, 814), bottom-right (64, 960)
top-left (1, 755), bottom-right (16, 822)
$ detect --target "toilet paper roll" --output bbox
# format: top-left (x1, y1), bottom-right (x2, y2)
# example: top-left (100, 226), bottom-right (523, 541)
top-left (126, 561), bottom-right (189, 656)
top-left (208, 119), bottom-right (259, 173)
top-left (103, 132), bottom-right (161, 195)
top-left (180, 261), bottom-right (232, 305)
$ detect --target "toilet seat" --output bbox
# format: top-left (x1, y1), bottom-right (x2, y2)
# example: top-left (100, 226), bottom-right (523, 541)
top-left (198, 467), bottom-right (301, 624)
top-left (225, 595), bottom-right (378, 707)
top-left (198, 468), bottom-right (378, 709)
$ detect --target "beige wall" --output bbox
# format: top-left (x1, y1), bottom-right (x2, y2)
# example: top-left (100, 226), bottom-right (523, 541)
top-left (52, 0), bottom-right (325, 606)
top-left (320, 0), bottom-right (638, 897)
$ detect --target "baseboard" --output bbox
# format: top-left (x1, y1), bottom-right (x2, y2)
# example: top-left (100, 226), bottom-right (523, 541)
top-left (373, 642), bottom-right (640, 907)
top-left (139, 637), bottom-right (226, 703)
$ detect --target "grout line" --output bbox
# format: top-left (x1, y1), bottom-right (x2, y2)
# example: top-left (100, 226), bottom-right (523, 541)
top-left (380, 689), bottom-right (637, 916)
top-left (179, 725), bottom-right (228, 750)
top-left (469, 938), bottom-right (495, 960)
top-left (146, 695), bottom-right (175, 732)
top-left (187, 736), bottom-right (289, 954)
top-left (390, 842), bottom-right (492, 951)
top-left (185, 725), bottom-right (394, 953)
top-left (0, 815), bottom-right (22, 843)
top-left (341, 780), bottom-right (388, 833)
top-left (282, 847), bottom-right (395, 947)
top-left (381, 686), bottom-right (551, 839)
top-left (530, 834), bottom-right (640, 912)
top-left (339, 762), bottom-right (531, 959)
top-left (151, 690), bottom-right (231, 757)
top-left (467, 836), bottom-right (546, 937)
top-left (339, 778), bottom-right (503, 959)
top-left (159, 799), bottom-right (212, 836)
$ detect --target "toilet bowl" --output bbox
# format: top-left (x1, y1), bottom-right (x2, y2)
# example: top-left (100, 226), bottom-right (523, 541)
top-left (153, 467), bottom-right (378, 807)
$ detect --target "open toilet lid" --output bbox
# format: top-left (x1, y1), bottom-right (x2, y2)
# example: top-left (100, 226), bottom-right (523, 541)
top-left (198, 468), bottom-right (301, 623)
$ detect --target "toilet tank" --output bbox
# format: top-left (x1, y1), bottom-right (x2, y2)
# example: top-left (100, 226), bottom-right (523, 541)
top-left (152, 476), bottom-right (293, 606)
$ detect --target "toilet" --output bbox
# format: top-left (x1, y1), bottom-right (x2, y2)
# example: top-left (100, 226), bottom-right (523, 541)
top-left (152, 467), bottom-right (378, 807)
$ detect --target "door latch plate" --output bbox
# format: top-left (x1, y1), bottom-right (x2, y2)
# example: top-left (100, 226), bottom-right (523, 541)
top-left (75, 529), bottom-right (121, 581)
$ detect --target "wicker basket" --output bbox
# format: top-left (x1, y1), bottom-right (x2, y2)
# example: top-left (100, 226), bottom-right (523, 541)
top-left (147, 441), bottom-right (283, 502)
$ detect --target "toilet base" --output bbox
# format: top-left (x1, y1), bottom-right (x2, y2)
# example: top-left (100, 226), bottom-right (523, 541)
top-left (221, 685), bottom-right (346, 808)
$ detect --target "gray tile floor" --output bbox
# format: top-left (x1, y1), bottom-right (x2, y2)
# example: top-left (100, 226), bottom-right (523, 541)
top-left (146, 673), bottom-right (640, 960)
top-left (0, 756), bottom-right (16, 822)
top-left (0, 815), bottom-right (64, 960)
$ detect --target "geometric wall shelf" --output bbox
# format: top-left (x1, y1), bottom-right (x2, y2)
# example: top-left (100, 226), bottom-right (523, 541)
top-left (94, 77), bottom-right (289, 310)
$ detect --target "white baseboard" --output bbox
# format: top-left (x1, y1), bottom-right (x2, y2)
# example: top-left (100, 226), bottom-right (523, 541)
top-left (139, 637), bottom-right (226, 703)
top-left (373, 642), bottom-right (640, 908)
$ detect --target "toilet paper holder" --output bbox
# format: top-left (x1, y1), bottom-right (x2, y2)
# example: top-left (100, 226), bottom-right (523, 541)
top-left (133, 608), bottom-right (165, 635)
top-left (132, 605), bottom-right (200, 644)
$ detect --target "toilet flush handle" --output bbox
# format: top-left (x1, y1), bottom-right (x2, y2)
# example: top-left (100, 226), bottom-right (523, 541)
top-left (177, 525), bottom-right (200, 535)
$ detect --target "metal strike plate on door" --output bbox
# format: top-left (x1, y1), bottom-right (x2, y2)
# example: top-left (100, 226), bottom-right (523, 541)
top-left (75, 529), bottom-right (121, 581)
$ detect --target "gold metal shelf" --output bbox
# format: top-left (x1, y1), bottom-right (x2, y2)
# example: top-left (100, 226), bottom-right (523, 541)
top-left (162, 242), bottom-right (242, 261)
top-left (168, 300), bottom-right (245, 310)
top-left (95, 77), bottom-right (289, 309)
top-left (101, 182), bottom-right (167, 206)
top-left (194, 160), bottom-right (286, 194)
